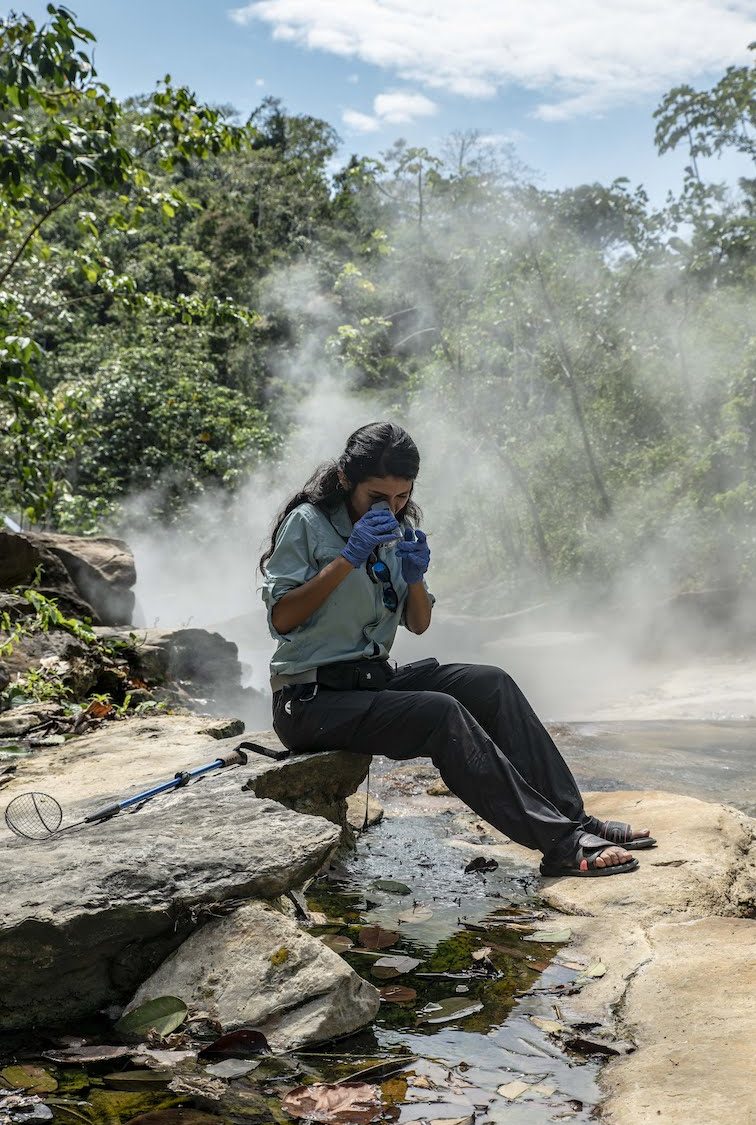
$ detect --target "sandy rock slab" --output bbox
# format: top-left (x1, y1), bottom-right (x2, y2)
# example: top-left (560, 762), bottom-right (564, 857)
top-left (496, 791), bottom-right (756, 1125)
top-left (3, 716), bottom-right (369, 835)
top-left (0, 771), bottom-right (341, 1032)
top-left (599, 916), bottom-right (756, 1125)
top-left (128, 900), bottom-right (380, 1052)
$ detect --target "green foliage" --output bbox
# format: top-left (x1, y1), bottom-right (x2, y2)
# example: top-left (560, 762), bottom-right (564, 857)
top-left (0, 9), bottom-right (753, 605)
top-left (0, 5), bottom-right (263, 526)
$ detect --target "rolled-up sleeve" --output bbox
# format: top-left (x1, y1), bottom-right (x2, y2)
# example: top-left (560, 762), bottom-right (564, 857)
top-left (261, 509), bottom-right (317, 638)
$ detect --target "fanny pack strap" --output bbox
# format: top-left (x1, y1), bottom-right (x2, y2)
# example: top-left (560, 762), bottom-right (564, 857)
top-left (273, 659), bottom-right (393, 693)
top-left (270, 668), bottom-right (318, 693)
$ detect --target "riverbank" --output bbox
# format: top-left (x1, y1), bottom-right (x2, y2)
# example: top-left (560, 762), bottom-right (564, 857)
top-left (373, 753), bottom-right (756, 1124)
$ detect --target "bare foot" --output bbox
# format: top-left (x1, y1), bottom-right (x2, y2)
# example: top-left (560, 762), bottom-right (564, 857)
top-left (593, 843), bottom-right (633, 868)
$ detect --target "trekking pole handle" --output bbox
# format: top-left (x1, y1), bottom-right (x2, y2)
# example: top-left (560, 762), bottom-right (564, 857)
top-left (216, 747), bottom-right (248, 767)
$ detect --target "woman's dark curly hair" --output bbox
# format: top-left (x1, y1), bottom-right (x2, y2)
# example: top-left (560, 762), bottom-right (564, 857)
top-left (259, 421), bottom-right (422, 573)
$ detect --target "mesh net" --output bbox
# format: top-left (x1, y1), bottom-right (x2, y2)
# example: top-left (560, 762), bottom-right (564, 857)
top-left (5, 792), bottom-right (63, 840)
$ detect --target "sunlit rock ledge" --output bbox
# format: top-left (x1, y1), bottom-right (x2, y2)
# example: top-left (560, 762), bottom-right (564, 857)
top-left (0, 715), bottom-right (369, 1034)
top-left (457, 789), bottom-right (756, 1125)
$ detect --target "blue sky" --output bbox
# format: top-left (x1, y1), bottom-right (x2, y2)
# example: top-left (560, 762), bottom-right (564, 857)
top-left (19, 0), bottom-right (755, 202)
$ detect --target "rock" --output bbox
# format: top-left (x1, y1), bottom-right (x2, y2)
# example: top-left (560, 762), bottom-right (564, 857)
top-left (94, 626), bottom-right (260, 715)
top-left (499, 791), bottom-right (756, 1125)
top-left (28, 531), bottom-right (135, 626)
top-left (346, 792), bottom-right (384, 830)
top-left (0, 775), bottom-right (341, 1031)
top-left (127, 900), bottom-right (381, 1052)
top-left (426, 778), bottom-right (451, 796)
top-left (3, 716), bottom-right (369, 835)
top-left (203, 717), bottom-right (245, 740)
top-left (0, 702), bottom-right (65, 737)
top-left (0, 530), bottom-right (135, 625)
top-left (242, 734), bottom-right (369, 839)
top-left (0, 716), bottom-right (370, 1031)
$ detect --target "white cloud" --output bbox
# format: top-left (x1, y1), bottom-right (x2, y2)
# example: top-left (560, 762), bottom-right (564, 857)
top-left (255, 77), bottom-right (265, 86)
top-left (342, 108), bottom-right (381, 132)
top-left (342, 88), bottom-right (438, 132)
top-left (373, 90), bottom-right (437, 123)
top-left (228, 0), bottom-right (755, 119)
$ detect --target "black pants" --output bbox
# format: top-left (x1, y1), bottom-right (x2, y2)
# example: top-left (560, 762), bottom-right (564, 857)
top-left (272, 659), bottom-right (587, 861)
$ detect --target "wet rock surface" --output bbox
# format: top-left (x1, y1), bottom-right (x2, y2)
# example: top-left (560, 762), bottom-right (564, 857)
top-left (128, 899), bottom-right (381, 1051)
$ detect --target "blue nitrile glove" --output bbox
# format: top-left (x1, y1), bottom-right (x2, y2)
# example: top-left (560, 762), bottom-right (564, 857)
top-left (396, 527), bottom-right (430, 584)
top-left (341, 508), bottom-right (402, 568)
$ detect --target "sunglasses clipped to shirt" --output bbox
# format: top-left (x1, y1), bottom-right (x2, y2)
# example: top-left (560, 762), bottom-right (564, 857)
top-left (367, 553), bottom-right (399, 612)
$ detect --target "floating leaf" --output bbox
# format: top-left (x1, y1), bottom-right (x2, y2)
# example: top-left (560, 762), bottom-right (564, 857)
top-left (379, 985), bottom-right (417, 1004)
top-left (43, 1045), bottom-right (133, 1064)
top-left (464, 856), bottom-right (498, 873)
top-left (497, 1079), bottom-right (531, 1100)
top-left (396, 904), bottom-right (433, 924)
top-left (523, 928), bottom-right (572, 943)
top-left (115, 997), bottom-right (188, 1041)
top-left (321, 935), bottom-right (354, 955)
top-left (358, 926), bottom-right (400, 950)
top-left (564, 1035), bottom-right (624, 1057)
top-left (582, 961), bottom-right (607, 978)
top-left (1, 1066), bottom-right (57, 1094)
top-left (371, 955), bottom-right (420, 979)
top-left (132, 1049), bottom-right (196, 1068)
top-left (409, 1075), bottom-right (435, 1089)
top-left (198, 1029), bottom-right (269, 1058)
top-left (204, 1059), bottom-right (259, 1079)
top-left (529, 1016), bottom-right (565, 1035)
top-left (418, 997), bottom-right (484, 1024)
top-left (282, 1081), bottom-right (382, 1123)
top-left (380, 1077), bottom-right (408, 1104)
top-left (102, 1070), bottom-right (171, 1090)
top-left (124, 1109), bottom-right (222, 1125)
top-left (372, 880), bottom-right (411, 896)
top-left (427, 1117), bottom-right (475, 1125)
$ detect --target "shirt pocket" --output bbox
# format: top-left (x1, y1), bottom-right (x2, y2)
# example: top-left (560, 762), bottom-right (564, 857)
top-left (313, 542), bottom-right (345, 570)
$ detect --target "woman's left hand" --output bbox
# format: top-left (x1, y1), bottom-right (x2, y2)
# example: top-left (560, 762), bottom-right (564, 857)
top-left (396, 527), bottom-right (430, 584)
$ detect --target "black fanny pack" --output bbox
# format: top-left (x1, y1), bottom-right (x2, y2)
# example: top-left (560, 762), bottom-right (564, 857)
top-left (316, 658), bottom-right (394, 691)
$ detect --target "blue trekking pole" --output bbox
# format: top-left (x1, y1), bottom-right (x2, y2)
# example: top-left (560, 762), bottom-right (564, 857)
top-left (4, 747), bottom-right (248, 841)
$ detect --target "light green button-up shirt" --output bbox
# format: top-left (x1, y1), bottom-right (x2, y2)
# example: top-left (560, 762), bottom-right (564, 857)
top-left (261, 500), bottom-right (435, 677)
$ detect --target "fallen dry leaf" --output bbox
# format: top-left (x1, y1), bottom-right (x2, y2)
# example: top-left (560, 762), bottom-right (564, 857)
top-left (379, 985), bottom-right (417, 1004)
top-left (358, 926), bottom-right (400, 950)
top-left (282, 1082), bottom-right (382, 1123)
top-left (497, 1079), bottom-right (531, 1100)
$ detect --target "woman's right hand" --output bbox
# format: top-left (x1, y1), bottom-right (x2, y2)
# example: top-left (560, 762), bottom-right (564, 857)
top-left (341, 508), bottom-right (401, 568)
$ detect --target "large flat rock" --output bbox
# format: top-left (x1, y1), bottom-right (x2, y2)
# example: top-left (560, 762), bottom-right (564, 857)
top-left (472, 790), bottom-right (756, 1125)
top-left (2, 714), bottom-right (369, 835)
top-left (0, 715), bottom-right (374, 1032)
top-left (0, 773), bottom-right (340, 1031)
top-left (128, 900), bottom-right (381, 1052)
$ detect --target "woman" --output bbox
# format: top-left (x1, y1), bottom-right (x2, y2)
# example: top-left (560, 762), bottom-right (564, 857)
top-left (260, 422), bottom-right (654, 878)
